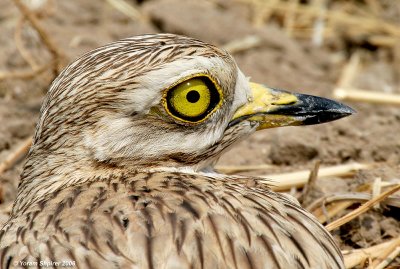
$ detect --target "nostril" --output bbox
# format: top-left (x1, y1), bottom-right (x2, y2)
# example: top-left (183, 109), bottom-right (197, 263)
top-left (271, 101), bottom-right (296, 106)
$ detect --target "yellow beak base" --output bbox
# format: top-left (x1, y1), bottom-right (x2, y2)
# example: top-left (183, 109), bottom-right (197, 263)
top-left (229, 83), bottom-right (354, 130)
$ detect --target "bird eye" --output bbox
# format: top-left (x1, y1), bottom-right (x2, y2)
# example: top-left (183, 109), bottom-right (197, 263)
top-left (164, 77), bottom-right (222, 123)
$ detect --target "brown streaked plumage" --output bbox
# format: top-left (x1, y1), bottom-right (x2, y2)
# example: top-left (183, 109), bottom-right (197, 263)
top-left (0, 34), bottom-right (353, 269)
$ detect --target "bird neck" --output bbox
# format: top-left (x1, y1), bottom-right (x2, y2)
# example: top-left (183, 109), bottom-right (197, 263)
top-left (14, 148), bottom-right (126, 213)
top-left (14, 146), bottom-right (211, 214)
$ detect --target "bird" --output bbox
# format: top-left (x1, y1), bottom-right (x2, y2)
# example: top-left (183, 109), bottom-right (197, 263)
top-left (0, 34), bottom-right (354, 269)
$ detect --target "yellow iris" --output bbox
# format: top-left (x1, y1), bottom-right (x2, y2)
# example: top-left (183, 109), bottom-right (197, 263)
top-left (169, 78), bottom-right (211, 118)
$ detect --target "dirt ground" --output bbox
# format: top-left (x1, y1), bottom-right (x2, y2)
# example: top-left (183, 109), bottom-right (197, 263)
top-left (0, 0), bottom-right (399, 268)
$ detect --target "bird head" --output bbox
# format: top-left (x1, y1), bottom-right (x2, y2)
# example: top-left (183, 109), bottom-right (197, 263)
top-left (28, 34), bottom-right (354, 175)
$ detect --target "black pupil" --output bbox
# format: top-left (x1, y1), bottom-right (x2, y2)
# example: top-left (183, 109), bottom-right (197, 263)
top-left (186, 90), bottom-right (200, 103)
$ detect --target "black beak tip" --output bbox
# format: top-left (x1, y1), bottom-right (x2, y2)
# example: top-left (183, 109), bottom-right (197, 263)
top-left (343, 105), bottom-right (357, 115)
top-left (300, 96), bottom-right (356, 125)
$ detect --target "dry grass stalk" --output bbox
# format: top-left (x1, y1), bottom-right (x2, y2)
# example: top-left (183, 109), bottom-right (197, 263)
top-left (14, 17), bottom-right (40, 70)
top-left (315, 200), bottom-right (352, 224)
top-left (13, 0), bottom-right (64, 75)
top-left (246, 0), bottom-right (400, 37)
top-left (262, 163), bottom-right (369, 191)
top-left (222, 35), bottom-right (263, 54)
top-left (334, 87), bottom-right (400, 106)
top-left (0, 63), bottom-right (50, 80)
top-left (364, 0), bottom-right (383, 16)
top-left (251, 0), bottom-right (279, 27)
top-left (0, 137), bottom-right (32, 175)
top-left (215, 164), bottom-right (273, 173)
top-left (311, 0), bottom-right (326, 47)
top-left (343, 239), bottom-right (397, 269)
top-left (291, 27), bottom-right (334, 40)
top-left (368, 35), bottom-right (399, 47)
top-left (309, 184), bottom-right (372, 224)
top-left (239, 0), bottom-right (400, 67)
top-left (336, 52), bottom-right (360, 88)
top-left (309, 189), bottom-right (400, 223)
top-left (105, 0), bottom-right (148, 22)
top-left (372, 177), bottom-right (382, 209)
top-left (283, 0), bottom-right (299, 37)
top-left (308, 191), bottom-right (400, 212)
top-left (299, 160), bottom-right (320, 204)
top-left (373, 245), bottom-right (400, 269)
top-left (325, 184), bottom-right (400, 231)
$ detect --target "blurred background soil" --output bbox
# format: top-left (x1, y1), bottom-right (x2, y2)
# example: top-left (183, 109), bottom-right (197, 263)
top-left (0, 0), bottom-right (399, 268)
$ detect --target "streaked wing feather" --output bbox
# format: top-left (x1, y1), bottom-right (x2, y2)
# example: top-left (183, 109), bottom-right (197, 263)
top-left (0, 172), bottom-right (343, 269)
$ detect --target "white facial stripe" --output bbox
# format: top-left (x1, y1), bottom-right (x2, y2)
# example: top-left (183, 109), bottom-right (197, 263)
top-left (119, 56), bottom-right (230, 114)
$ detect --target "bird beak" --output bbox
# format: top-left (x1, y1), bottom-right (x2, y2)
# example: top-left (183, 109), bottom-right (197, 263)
top-left (229, 83), bottom-right (355, 129)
